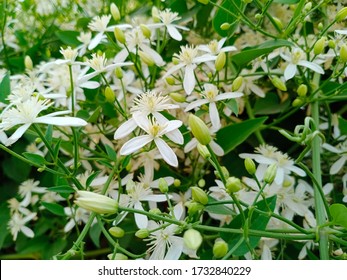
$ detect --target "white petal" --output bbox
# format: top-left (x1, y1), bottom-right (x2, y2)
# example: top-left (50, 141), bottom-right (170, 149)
top-left (183, 64), bottom-right (196, 95)
top-left (35, 116), bottom-right (87, 126)
top-left (120, 135), bottom-right (152, 155)
top-left (209, 102), bottom-right (221, 130)
top-left (330, 156), bottom-right (347, 175)
top-left (214, 92), bottom-right (243, 101)
top-left (141, 45), bottom-right (164, 66)
top-left (114, 49), bottom-right (129, 63)
top-left (88, 33), bottom-right (106, 50)
top-left (164, 238), bottom-right (184, 260)
top-left (142, 194), bottom-right (167, 202)
top-left (185, 99), bottom-right (209, 112)
top-left (210, 140), bottom-right (224, 156)
top-left (284, 63), bottom-right (297, 81)
top-left (21, 226), bottom-right (35, 238)
top-left (114, 118), bottom-right (137, 139)
top-left (5, 124), bottom-right (31, 146)
top-left (165, 129), bottom-right (184, 145)
top-left (134, 202), bottom-right (148, 229)
top-left (167, 25), bottom-right (182, 41)
top-left (184, 138), bottom-right (198, 153)
top-left (274, 167), bottom-right (284, 185)
top-left (298, 60), bottom-right (324, 74)
top-left (160, 120), bottom-right (183, 135)
top-left (154, 138), bottom-right (178, 167)
top-left (162, 63), bottom-right (185, 78)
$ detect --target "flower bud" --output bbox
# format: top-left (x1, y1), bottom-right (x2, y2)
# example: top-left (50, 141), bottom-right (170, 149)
top-left (149, 208), bottom-right (162, 215)
top-left (183, 229), bottom-right (203, 250)
top-left (191, 186), bottom-right (209, 205)
top-left (107, 253), bottom-right (128, 260)
top-left (135, 228), bottom-right (150, 239)
top-left (197, 143), bottom-right (211, 159)
top-left (197, 0), bottom-right (209, 4)
top-left (75, 191), bottom-right (118, 214)
top-left (187, 201), bottom-right (204, 216)
top-left (297, 84), bottom-right (307, 97)
top-left (166, 76), bottom-right (176, 85)
top-left (170, 92), bottom-right (186, 103)
top-left (198, 179), bottom-right (206, 188)
top-left (172, 57), bottom-right (180, 65)
top-left (328, 40), bottom-right (336, 49)
top-left (25, 55), bottom-right (33, 70)
top-left (214, 166), bottom-right (229, 180)
top-left (270, 76), bottom-right (287, 91)
top-left (104, 86), bottom-right (115, 103)
top-left (292, 98), bottom-right (305, 107)
top-left (244, 158), bottom-right (256, 175)
top-left (189, 114), bottom-right (211, 145)
top-left (115, 67), bottom-right (123, 79)
top-left (114, 27), bottom-right (126, 44)
top-left (225, 177), bottom-right (242, 193)
top-left (140, 24), bottom-right (151, 39)
top-left (317, 23), bottom-right (323, 30)
top-left (314, 37), bottom-right (326, 55)
top-left (304, 2), bottom-right (312, 12)
top-left (215, 52), bottom-right (226, 71)
top-left (138, 50), bottom-right (155, 66)
top-left (273, 17), bottom-right (283, 30)
top-left (173, 179), bottom-right (181, 187)
top-left (152, 7), bottom-right (160, 22)
top-left (158, 177), bottom-right (169, 193)
top-left (340, 44), bottom-right (347, 63)
top-left (255, 13), bottom-right (262, 20)
top-left (264, 163), bottom-right (277, 184)
top-left (232, 76), bottom-right (243, 91)
top-left (109, 226), bottom-right (125, 238)
top-left (213, 239), bottom-right (228, 258)
top-left (336, 7), bottom-right (347, 22)
top-left (110, 3), bottom-right (121, 22)
top-left (220, 23), bottom-right (231, 30)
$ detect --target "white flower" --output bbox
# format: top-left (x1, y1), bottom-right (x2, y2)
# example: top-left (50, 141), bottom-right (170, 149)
top-left (239, 69), bottom-right (266, 97)
top-left (86, 53), bottom-right (132, 74)
top-left (185, 83), bottom-right (243, 129)
top-left (322, 140), bottom-right (347, 175)
top-left (148, 9), bottom-right (189, 41)
top-left (8, 212), bottom-right (37, 241)
top-left (64, 207), bottom-right (91, 233)
top-left (162, 45), bottom-right (216, 95)
top-left (76, 31), bottom-right (92, 56)
top-left (0, 96), bottom-right (88, 146)
top-left (280, 47), bottom-right (324, 81)
top-left (119, 116), bottom-right (183, 167)
top-left (18, 179), bottom-right (46, 207)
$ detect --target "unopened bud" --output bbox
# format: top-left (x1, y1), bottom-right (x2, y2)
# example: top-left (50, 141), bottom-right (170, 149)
top-left (191, 186), bottom-right (208, 205)
top-left (336, 7), bottom-right (347, 22)
top-left (340, 44), bottom-right (347, 63)
top-left (172, 57), bottom-right (180, 65)
top-left (158, 177), bottom-right (169, 193)
top-left (220, 23), bottom-right (231, 30)
top-left (189, 114), bottom-right (211, 145)
top-left (215, 52), bottom-right (226, 71)
top-left (183, 229), bottom-right (203, 250)
top-left (104, 86), bottom-right (115, 103)
top-left (264, 163), bottom-right (277, 184)
top-left (197, 0), bottom-right (209, 4)
top-left (109, 226), bottom-right (125, 238)
top-left (170, 92), bottom-right (186, 103)
top-left (214, 166), bottom-right (229, 180)
top-left (317, 23), bottom-right (323, 30)
top-left (138, 50), bottom-right (155, 66)
top-left (149, 208), bottom-right (162, 215)
top-left (297, 84), bottom-right (308, 97)
top-left (232, 76), bottom-right (243, 91)
top-left (328, 40), bottom-right (336, 49)
top-left (75, 191), bottom-right (118, 214)
top-left (213, 239), bottom-right (228, 258)
top-left (255, 13), bottom-right (262, 20)
top-left (114, 27), bottom-right (126, 44)
top-left (173, 179), bottom-right (181, 187)
top-left (273, 17), bottom-right (283, 30)
top-left (292, 98), bottom-right (305, 107)
top-left (166, 76), bottom-right (176, 85)
top-left (314, 37), bottom-right (326, 55)
top-left (304, 2), bottom-right (312, 12)
top-left (198, 179), bottom-right (206, 188)
top-left (197, 143), bottom-right (211, 159)
top-left (25, 55), bottom-right (33, 70)
top-left (270, 76), bottom-right (287, 91)
top-left (225, 177), bottom-right (242, 193)
top-left (187, 201), bottom-right (204, 215)
top-left (140, 24), bottom-right (151, 39)
top-left (244, 158), bottom-right (256, 175)
top-left (108, 253), bottom-right (128, 260)
top-left (135, 228), bottom-right (150, 239)
top-left (115, 67), bottom-right (123, 79)
top-left (110, 3), bottom-right (121, 22)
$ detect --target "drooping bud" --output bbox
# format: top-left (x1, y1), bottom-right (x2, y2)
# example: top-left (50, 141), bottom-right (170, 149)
top-left (75, 191), bottom-right (118, 214)
top-left (104, 86), bottom-right (115, 103)
top-left (225, 177), bottom-right (242, 194)
top-left (114, 27), bottom-right (126, 44)
top-left (109, 226), bottom-right (125, 238)
top-left (264, 163), bottom-right (277, 184)
top-left (340, 44), bottom-right (347, 63)
top-left (135, 228), bottom-right (150, 239)
top-left (314, 37), bottom-right (326, 55)
top-left (183, 229), bottom-right (203, 250)
top-left (232, 76), bottom-right (243, 91)
top-left (110, 3), bottom-right (121, 22)
top-left (140, 24), bottom-right (151, 39)
top-left (297, 84), bottom-right (308, 97)
top-left (191, 186), bottom-right (209, 205)
top-left (138, 50), bottom-right (155, 66)
top-left (336, 7), bottom-right (347, 22)
top-left (215, 52), bottom-right (226, 71)
top-left (270, 76), bottom-right (287, 91)
top-left (158, 177), bottom-right (169, 193)
top-left (220, 23), bottom-right (231, 30)
top-left (244, 158), bottom-right (256, 175)
top-left (197, 143), bottom-right (211, 159)
top-left (188, 114), bottom-right (212, 145)
top-left (25, 55), bottom-right (33, 70)
top-left (213, 239), bottom-right (228, 258)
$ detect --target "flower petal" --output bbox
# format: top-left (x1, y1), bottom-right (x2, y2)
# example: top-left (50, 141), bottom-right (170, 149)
top-left (114, 118), bottom-right (137, 139)
top-left (120, 135), bottom-right (152, 155)
top-left (35, 116), bottom-right (87, 127)
top-left (183, 64), bottom-right (196, 95)
top-left (167, 25), bottom-right (182, 41)
top-left (154, 138), bottom-right (178, 167)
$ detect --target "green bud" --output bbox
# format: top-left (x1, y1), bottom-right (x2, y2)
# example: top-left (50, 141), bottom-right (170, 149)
top-left (214, 166), bottom-right (229, 180)
top-left (187, 201), bottom-right (204, 216)
top-left (232, 76), bottom-right (243, 91)
top-left (340, 44), bottom-right (347, 63)
top-left (140, 24), bottom-right (151, 39)
top-left (152, 7), bottom-right (160, 22)
top-left (328, 40), bottom-right (336, 49)
top-left (273, 17), bottom-right (283, 30)
top-left (172, 57), bottom-right (180, 65)
top-left (166, 76), bottom-right (176, 85)
top-left (104, 86), bottom-right (115, 103)
top-left (191, 186), bottom-right (209, 205)
top-left (107, 253), bottom-right (128, 260)
top-left (158, 177), bottom-right (169, 193)
top-left (264, 163), bottom-right (277, 184)
top-left (270, 76), bottom-right (287, 91)
top-left (173, 179), bottom-right (181, 187)
top-left (244, 158), bottom-right (256, 175)
top-left (149, 208), bottom-right (162, 215)
top-left (215, 52), bottom-right (226, 71)
top-left (314, 37), bottom-right (326, 55)
top-left (189, 114), bottom-right (212, 145)
top-left (183, 229), bottom-right (203, 250)
top-left (198, 179), bottom-right (206, 188)
top-left (115, 67), bottom-right (123, 79)
top-left (304, 2), bottom-right (312, 12)
top-left (297, 84), bottom-right (308, 97)
top-left (225, 177), bottom-right (242, 194)
top-left (110, 3), bottom-right (121, 22)
top-left (220, 23), bottom-right (231, 30)
top-left (197, 0), bottom-right (209, 4)
top-left (213, 239), bottom-right (228, 258)
top-left (292, 98), bottom-right (305, 107)
top-left (197, 143), bottom-right (211, 159)
top-left (317, 23), bottom-right (323, 30)
top-left (138, 50), bottom-right (155, 66)
top-left (336, 7), bottom-right (347, 22)
top-left (109, 226), bottom-right (125, 238)
top-left (114, 27), bottom-right (126, 44)
top-left (25, 55), bottom-right (33, 70)
top-left (170, 92), bottom-right (186, 103)
top-left (135, 228), bottom-right (150, 239)
top-left (255, 13), bottom-right (262, 20)
top-left (75, 191), bottom-right (118, 214)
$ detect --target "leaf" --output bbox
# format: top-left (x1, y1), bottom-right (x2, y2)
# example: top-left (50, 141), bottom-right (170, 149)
top-left (88, 106), bottom-right (101, 123)
top-left (339, 117), bottom-right (347, 136)
top-left (22, 152), bottom-right (47, 165)
top-left (89, 223), bottom-right (102, 248)
top-left (220, 196), bottom-right (277, 256)
top-left (216, 117), bottom-right (268, 154)
top-left (254, 93), bottom-right (291, 115)
top-left (55, 31), bottom-right (81, 46)
top-left (41, 202), bottom-right (65, 216)
top-left (213, 0), bottom-right (244, 37)
top-left (0, 72), bottom-right (10, 104)
top-left (86, 171), bottom-right (102, 188)
top-left (205, 197), bottom-right (237, 216)
top-left (330, 204), bottom-right (347, 229)
top-left (232, 39), bottom-right (293, 69)
top-left (104, 143), bottom-right (117, 161)
top-left (224, 99), bottom-right (239, 116)
top-left (48, 185), bottom-right (75, 195)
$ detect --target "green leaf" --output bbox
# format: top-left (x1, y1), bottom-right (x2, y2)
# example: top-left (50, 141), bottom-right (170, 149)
top-left (41, 202), bottom-right (65, 216)
top-left (254, 93), bottom-right (291, 115)
top-left (213, 0), bottom-right (243, 37)
top-left (22, 152), bottom-right (47, 165)
top-left (232, 39), bottom-right (293, 69)
top-left (48, 185), bottom-right (75, 195)
top-left (55, 31), bottom-right (81, 46)
top-left (86, 171), bottom-right (102, 188)
top-left (0, 72), bottom-right (10, 104)
top-left (104, 143), bottom-right (117, 161)
top-left (339, 117), bottom-right (347, 136)
top-left (88, 106), bottom-right (101, 123)
top-left (220, 196), bottom-right (277, 256)
top-left (216, 117), bottom-right (268, 154)
top-left (89, 223), bottom-right (102, 248)
top-left (205, 197), bottom-right (236, 216)
top-left (330, 204), bottom-right (347, 229)
top-left (224, 99), bottom-right (239, 116)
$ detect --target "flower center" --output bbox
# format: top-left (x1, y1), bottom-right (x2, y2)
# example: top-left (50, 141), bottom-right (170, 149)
top-left (177, 46), bottom-right (198, 65)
